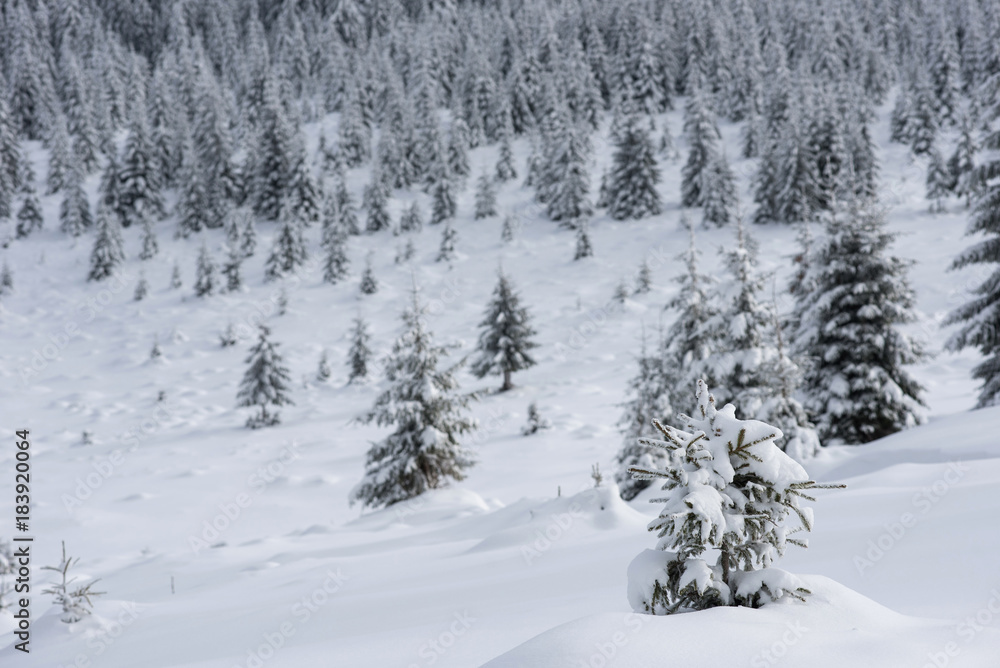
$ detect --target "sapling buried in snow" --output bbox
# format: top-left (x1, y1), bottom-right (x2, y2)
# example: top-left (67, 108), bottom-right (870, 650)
top-left (627, 380), bottom-right (843, 614)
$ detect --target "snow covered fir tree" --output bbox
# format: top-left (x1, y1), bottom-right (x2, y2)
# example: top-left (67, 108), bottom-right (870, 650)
top-left (627, 380), bottom-right (843, 614)
top-left (470, 270), bottom-right (538, 392)
top-left (236, 325), bottom-right (293, 429)
top-left (352, 288), bottom-right (477, 509)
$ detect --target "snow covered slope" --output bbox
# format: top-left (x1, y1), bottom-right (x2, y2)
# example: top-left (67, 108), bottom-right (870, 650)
top-left (0, 99), bottom-right (997, 666)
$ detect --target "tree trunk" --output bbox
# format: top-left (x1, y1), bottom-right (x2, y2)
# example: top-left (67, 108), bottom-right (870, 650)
top-left (501, 369), bottom-right (512, 392)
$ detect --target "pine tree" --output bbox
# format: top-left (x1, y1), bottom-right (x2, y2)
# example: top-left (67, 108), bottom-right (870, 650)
top-left (615, 329), bottom-right (671, 501)
top-left (351, 289), bottom-right (477, 509)
top-left (474, 172), bottom-right (498, 219)
top-left (436, 223), bottom-right (457, 263)
top-left (708, 219), bottom-right (777, 417)
top-left (264, 213), bottom-right (308, 281)
top-left (317, 350), bottom-right (332, 382)
top-left (501, 215), bottom-right (516, 243)
top-left (347, 315), bottom-right (372, 383)
top-left (170, 262), bottom-right (182, 290)
top-left (662, 217), bottom-right (719, 416)
top-left (537, 118), bottom-right (592, 224)
top-left (16, 181), bottom-right (43, 239)
top-left (948, 112), bottom-right (978, 207)
top-left (333, 178), bottom-right (361, 235)
top-left (0, 262), bottom-right (12, 297)
top-left (47, 116), bottom-right (73, 195)
top-left (447, 118), bottom-right (471, 183)
top-left (909, 74), bottom-right (938, 157)
top-left (926, 147), bottom-right (954, 213)
top-left (359, 255), bottom-right (378, 295)
top-left (756, 313), bottom-right (820, 461)
top-left (134, 272), bottom-right (149, 301)
top-left (495, 128), bottom-right (517, 182)
top-left (681, 84), bottom-right (722, 208)
top-left (177, 149), bottom-right (211, 238)
top-left (701, 152), bottom-right (738, 227)
top-left (322, 223), bottom-right (349, 284)
top-left (945, 114), bottom-right (1000, 407)
top-left (138, 216), bottom-right (158, 260)
top-left (627, 380), bottom-right (841, 614)
top-left (88, 207), bottom-right (125, 282)
top-left (60, 164), bottom-right (92, 236)
top-left (574, 222), bottom-right (594, 260)
top-left (253, 85), bottom-right (297, 221)
top-left (470, 270), bottom-right (539, 391)
top-left (194, 243), bottom-right (216, 297)
top-left (635, 259), bottom-right (652, 295)
top-left (607, 114), bottom-right (662, 220)
top-left (521, 402), bottom-right (550, 435)
top-left (118, 107), bottom-right (164, 226)
top-left (430, 169), bottom-right (456, 225)
top-left (798, 205), bottom-right (926, 442)
top-left (237, 325), bottom-right (293, 429)
top-left (364, 181), bottom-right (391, 233)
top-left (222, 243), bottom-right (243, 292)
top-left (241, 216), bottom-right (258, 258)
top-left (400, 202), bottom-right (423, 233)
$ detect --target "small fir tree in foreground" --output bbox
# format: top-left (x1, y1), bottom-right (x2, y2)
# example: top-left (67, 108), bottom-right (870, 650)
top-left (626, 380), bottom-right (842, 614)
top-left (42, 542), bottom-right (104, 623)
top-left (236, 324), bottom-right (293, 428)
top-left (347, 315), bottom-right (372, 383)
top-left (470, 270), bottom-right (539, 391)
top-left (351, 288), bottom-right (477, 509)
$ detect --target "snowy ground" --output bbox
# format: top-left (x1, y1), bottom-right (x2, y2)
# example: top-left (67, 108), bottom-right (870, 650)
top-left (1, 97), bottom-right (998, 666)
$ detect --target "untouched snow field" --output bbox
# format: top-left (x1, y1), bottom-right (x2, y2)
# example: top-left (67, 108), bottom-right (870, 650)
top-left (1, 100), bottom-right (999, 666)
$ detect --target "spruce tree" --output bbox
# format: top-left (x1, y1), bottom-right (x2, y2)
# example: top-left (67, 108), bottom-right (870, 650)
top-left (88, 207), bottom-right (125, 282)
top-left (430, 165), bottom-right (457, 225)
top-left (237, 324), bottom-right (293, 429)
top-left (16, 181), bottom-right (43, 239)
top-left (347, 315), bottom-right (372, 383)
top-left (194, 243), bottom-right (216, 297)
top-left (495, 128), bottom-right (517, 182)
top-left (359, 254), bottom-right (378, 295)
top-left (447, 118), bottom-right (471, 184)
top-left (222, 243), bottom-right (243, 292)
top-left (60, 164), bottom-right (92, 237)
top-left (926, 148), bottom-right (954, 213)
top-left (662, 217), bottom-right (719, 416)
top-left (615, 329), bottom-right (671, 501)
top-left (265, 213), bottom-right (308, 281)
top-left (701, 152), bottom-right (738, 227)
top-left (474, 172), bottom-right (498, 219)
top-left (241, 216), bottom-right (258, 258)
top-left (138, 216), bottom-right (158, 260)
top-left (521, 402), bottom-right (551, 435)
top-left (47, 116), bottom-right (73, 195)
top-left (574, 221), bottom-right (594, 260)
top-left (436, 223), bottom-right (457, 263)
top-left (798, 205), bottom-right (926, 442)
top-left (607, 114), bottom-right (662, 221)
top-left (948, 112), bottom-right (978, 207)
top-left (118, 107), bottom-right (164, 226)
top-left (681, 84), bottom-right (722, 208)
top-left (470, 270), bottom-right (539, 391)
top-left (0, 262), bottom-right (12, 297)
top-left (351, 289), bottom-right (477, 509)
top-left (945, 113), bottom-right (1000, 407)
top-left (537, 118), bottom-right (592, 224)
top-left (134, 272), bottom-right (149, 301)
top-left (364, 181), bottom-right (391, 233)
top-left (334, 177), bottom-right (361, 235)
top-left (627, 380), bottom-right (841, 614)
top-left (170, 262), bottom-right (182, 289)
top-left (177, 149), bottom-right (211, 238)
top-left (322, 223), bottom-right (349, 285)
top-left (317, 350), bottom-right (332, 382)
top-left (399, 202), bottom-right (423, 233)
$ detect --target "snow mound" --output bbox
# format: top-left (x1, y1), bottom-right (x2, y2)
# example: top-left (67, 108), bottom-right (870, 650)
top-left (468, 485), bottom-right (647, 553)
top-left (482, 576), bottom-right (1000, 667)
top-left (346, 487), bottom-right (495, 530)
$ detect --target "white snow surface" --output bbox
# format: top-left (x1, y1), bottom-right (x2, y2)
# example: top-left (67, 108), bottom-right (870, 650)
top-left (1, 97), bottom-right (999, 666)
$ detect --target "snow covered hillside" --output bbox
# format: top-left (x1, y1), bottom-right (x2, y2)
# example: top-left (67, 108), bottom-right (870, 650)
top-left (0, 95), bottom-right (997, 666)
top-left (3, 0), bottom-right (1000, 665)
